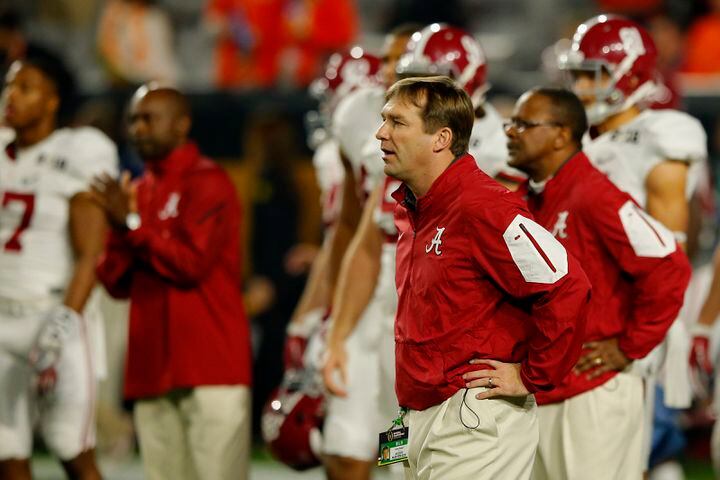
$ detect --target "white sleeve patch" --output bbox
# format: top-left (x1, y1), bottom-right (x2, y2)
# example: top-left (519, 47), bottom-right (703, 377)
top-left (503, 214), bottom-right (568, 284)
top-left (650, 110), bottom-right (707, 164)
top-left (618, 201), bottom-right (677, 258)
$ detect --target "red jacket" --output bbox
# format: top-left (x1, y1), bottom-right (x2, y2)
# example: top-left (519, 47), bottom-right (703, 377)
top-left (96, 143), bottom-right (252, 399)
top-left (519, 153), bottom-right (691, 404)
top-left (392, 154), bottom-right (591, 411)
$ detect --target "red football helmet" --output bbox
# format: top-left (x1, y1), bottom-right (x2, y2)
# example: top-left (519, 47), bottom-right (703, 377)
top-left (396, 23), bottom-right (488, 107)
top-left (307, 47), bottom-right (381, 148)
top-left (263, 311), bottom-right (328, 470)
top-left (310, 47), bottom-right (381, 109)
top-left (261, 370), bottom-right (325, 470)
top-left (559, 14), bottom-right (659, 125)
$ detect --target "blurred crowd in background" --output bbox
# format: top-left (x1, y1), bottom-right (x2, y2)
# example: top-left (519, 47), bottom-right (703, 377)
top-left (4, 0), bottom-right (720, 470)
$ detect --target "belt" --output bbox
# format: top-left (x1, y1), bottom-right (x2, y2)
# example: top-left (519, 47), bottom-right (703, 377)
top-left (0, 296), bottom-right (61, 317)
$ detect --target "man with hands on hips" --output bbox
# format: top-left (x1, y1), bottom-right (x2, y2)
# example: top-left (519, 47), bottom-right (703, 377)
top-left (381, 76), bottom-right (591, 480)
top-left (466, 87), bottom-right (691, 479)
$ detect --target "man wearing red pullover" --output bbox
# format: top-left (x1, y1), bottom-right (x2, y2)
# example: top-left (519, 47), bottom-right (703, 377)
top-left (466, 87), bottom-right (690, 479)
top-left (378, 76), bottom-right (591, 479)
top-left (92, 84), bottom-right (252, 480)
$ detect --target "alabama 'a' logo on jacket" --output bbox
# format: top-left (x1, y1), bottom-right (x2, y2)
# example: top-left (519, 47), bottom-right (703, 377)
top-left (425, 227), bottom-right (445, 255)
top-left (551, 211), bottom-right (569, 239)
top-left (159, 192), bottom-right (180, 220)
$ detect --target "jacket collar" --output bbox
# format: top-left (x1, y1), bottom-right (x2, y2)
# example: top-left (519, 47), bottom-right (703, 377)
top-left (391, 153), bottom-right (476, 213)
top-left (145, 142), bottom-right (200, 176)
top-left (521, 150), bottom-right (589, 200)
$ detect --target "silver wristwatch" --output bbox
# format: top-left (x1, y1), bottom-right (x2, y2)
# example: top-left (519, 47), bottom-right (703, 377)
top-left (125, 212), bottom-right (141, 231)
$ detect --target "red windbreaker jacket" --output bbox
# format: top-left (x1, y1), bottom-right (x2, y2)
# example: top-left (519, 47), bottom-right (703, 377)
top-left (519, 153), bottom-right (691, 404)
top-left (392, 153), bottom-right (591, 411)
top-left (96, 143), bottom-right (252, 399)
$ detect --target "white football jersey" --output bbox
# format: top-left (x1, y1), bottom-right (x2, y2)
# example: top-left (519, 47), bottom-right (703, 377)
top-left (0, 127), bottom-right (119, 299)
top-left (373, 175), bottom-right (402, 237)
top-left (469, 103), bottom-right (524, 181)
top-left (331, 85), bottom-right (386, 196)
top-left (312, 137), bottom-right (344, 227)
top-left (584, 109), bottom-right (707, 207)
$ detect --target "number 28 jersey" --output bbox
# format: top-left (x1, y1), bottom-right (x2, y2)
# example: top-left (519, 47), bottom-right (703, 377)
top-left (0, 127), bottom-right (118, 300)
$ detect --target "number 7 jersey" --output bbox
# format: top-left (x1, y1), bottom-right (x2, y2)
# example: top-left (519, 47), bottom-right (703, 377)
top-left (0, 126), bottom-right (118, 299)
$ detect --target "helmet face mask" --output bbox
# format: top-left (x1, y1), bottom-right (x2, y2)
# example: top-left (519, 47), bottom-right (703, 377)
top-left (563, 62), bottom-right (626, 125)
top-left (559, 14), bottom-right (659, 125)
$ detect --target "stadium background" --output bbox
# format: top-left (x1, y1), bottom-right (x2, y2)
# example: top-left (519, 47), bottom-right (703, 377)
top-left (5, 0), bottom-right (720, 478)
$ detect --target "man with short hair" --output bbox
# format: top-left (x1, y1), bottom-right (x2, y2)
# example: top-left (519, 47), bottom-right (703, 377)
top-left (468, 87), bottom-right (691, 479)
top-left (93, 84), bottom-right (252, 480)
top-left (380, 76), bottom-right (591, 479)
top-left (321, 24), bottom-right (518, 480)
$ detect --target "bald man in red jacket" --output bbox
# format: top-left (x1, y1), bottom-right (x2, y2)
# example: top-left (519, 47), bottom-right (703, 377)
top-left (93, 85), bottom-right (252, 480)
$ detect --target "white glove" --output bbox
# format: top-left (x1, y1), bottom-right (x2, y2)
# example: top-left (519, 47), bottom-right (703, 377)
top-left (29, 305), bottom-right (81, 372)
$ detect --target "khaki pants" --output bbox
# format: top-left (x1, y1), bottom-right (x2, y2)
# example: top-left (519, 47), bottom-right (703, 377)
top-left (532, 373), bottom-right (644, 480)
top-left (403, 388), bottom-right (538, 480)
top-left (134, 385), bottom-right (251, 480)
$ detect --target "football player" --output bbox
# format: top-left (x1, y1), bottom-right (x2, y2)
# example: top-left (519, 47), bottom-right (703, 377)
top-left (318, 24), bottom-right (420, 480)
top-left (262, 48), bottom-right (381, 471)
top-left (0, 52), bottom-right (117, 479)
top-left (559, 14), bottom-right (707, 474)
top-left (283, 48), bottom-right (381, 365)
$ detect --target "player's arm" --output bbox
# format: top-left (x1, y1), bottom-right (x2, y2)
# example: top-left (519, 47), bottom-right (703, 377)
top-left (327, 152), bottom-right (362, 293)
top-left (648, 161), bottom-right (714, 379)
top-left (323, 183), bottom-right (384, 396)
top-left (688, 246), bottom-right (720, 377)
top-left (30, 192), bottom-right (109, 394)
top-left (282, 230), bottom-right (333, 370)
top-left (65, 192), bottom-right (108, 313)
top-left (96, 231), bottom-right (136, 299)
top-left (645, 160), bottom-right (689, 249)
top-left (288, 235), bottom-right (332, 324)
top-left (698, 249), bottom-right (720, 328)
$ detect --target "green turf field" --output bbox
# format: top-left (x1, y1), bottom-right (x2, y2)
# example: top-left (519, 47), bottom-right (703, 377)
top-left (31, 452), bottom-right (715, 480)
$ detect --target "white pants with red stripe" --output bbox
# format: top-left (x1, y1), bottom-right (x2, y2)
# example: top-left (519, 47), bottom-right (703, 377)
top-left (0, 305), bottom-right (96, 460)
top-left (323, 244), bottom-right (399, 461)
